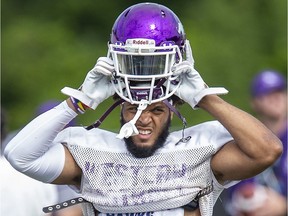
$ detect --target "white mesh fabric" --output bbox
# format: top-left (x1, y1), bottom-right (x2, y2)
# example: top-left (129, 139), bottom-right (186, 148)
top-left (199, 190), bottom-right (216, 216)
top-left (68, 145), bottom-right (214, 214)
top-left (81, 202), bottom-right (96, 216)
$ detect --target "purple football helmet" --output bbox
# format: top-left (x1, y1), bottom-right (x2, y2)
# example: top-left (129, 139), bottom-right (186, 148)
top-left (251, 70), bottom-right (286, 97)
top-left (108, 3), bottom-right (186, 104)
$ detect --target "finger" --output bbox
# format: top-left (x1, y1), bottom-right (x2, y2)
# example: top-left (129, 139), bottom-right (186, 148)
top-left (185, 40), bottom-right (195, 65)
top-left (171, 61), bottom-right (193, 75)
top-left (97, 58), bottom-right (114, 70)
top-left (97, 57), bottom-right (114, 66)
top-left (93, 65), bottom-right (113, 76)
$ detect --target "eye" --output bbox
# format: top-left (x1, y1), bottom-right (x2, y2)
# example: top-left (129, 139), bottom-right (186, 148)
top-left (151, 107), bottom-right (165, 115)
top-left (127, 106), bottom-right (138, 113)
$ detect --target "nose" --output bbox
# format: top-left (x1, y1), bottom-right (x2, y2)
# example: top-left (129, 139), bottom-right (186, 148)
top-left (137, 111), bottom-right (152, 125)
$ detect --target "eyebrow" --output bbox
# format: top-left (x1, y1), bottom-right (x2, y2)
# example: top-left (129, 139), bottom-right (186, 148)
top-left (151, 105), bottom-right (166, 109)
top-left (124, 103), bottom-right (138, 109)
top-left (124, 103), bottom-right (167, 110)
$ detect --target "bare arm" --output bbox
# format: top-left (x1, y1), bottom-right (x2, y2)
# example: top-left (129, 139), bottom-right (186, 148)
top-left (52, 145), bottom-right (82, 187)
top-left (198, 95), bottom-right (283, 184)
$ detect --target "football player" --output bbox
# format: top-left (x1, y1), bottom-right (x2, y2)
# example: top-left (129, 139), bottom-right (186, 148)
top-left (4, 3), bottom-right (282, 216)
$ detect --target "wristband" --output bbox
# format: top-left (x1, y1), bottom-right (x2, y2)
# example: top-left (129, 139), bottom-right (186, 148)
top-left (70, 97), bottom-right (87, 114)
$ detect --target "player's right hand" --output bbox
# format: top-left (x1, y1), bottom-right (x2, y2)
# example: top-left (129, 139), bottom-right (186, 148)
top-left (61, 57), bottom-right (116, 110)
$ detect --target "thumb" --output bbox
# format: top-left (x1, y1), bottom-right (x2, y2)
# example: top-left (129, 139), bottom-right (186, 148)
top-left (185, 40), bottom-right (195, 66)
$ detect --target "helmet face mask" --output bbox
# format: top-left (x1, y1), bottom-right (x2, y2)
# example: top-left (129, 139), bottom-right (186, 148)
top-left (110, 39), bottom-right (181, 79)
top-left (109, 3), bottom-right (186, 104)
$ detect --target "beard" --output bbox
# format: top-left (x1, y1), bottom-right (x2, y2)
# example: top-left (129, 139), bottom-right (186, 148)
top-left (120, 113), bottom-right (170, 158)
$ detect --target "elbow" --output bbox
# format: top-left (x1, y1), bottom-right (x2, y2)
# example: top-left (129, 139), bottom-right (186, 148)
top-left (4, 140), bottom-right (28, 173)
top-left (4, 146), bottom-right (22, 172)
top-left (262, 136), bottom-right (283, 167)
top-left (271, 139), bottom-right (283, 162)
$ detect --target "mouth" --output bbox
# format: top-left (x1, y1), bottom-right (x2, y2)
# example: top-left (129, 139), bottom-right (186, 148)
top-left (136, 128), bottom-right (153, 140)
top-left (138, 129), bottom-right (152, 135)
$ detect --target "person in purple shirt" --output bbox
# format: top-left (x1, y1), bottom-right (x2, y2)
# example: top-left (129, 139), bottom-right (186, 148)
top-left (225, 70), bottom-right (287, 216)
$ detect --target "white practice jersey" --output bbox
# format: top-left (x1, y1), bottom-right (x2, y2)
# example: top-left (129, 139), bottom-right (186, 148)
top-left (54, 120), bottom-right (236, 216)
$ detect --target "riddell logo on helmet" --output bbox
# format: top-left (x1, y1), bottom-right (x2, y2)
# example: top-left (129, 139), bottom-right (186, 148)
top-left (125, 39), bottom-right (155, 47)
top-left (133, 40), bottom-right (149, 45)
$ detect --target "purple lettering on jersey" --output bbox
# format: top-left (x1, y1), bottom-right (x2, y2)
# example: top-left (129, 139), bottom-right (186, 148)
top-left (84, 162), bottom-right (187, 186)
top-left (84, 161), bottom-right (90, 172)
top-left (121, 193), bottom-right (129, 206)
top-left (156, 164), bottom-right (187, 183)
top-left (131, 190), bottom-right (146, 205)
top-left (115, 163), bottom-right (129, 175)
top-left (130, 165), bottom-right (143, 186)
top-left (83, 161), bottom-right (190, 206)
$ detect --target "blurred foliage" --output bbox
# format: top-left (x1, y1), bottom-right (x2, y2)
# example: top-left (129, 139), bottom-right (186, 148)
top-left (1, 0), bottom-right (287, 132)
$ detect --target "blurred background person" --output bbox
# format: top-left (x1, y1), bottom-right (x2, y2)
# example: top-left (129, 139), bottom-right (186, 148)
top-left (1, 105), bottom-right (58, 216)
top-left (1, 100), bottom-right (82, 216)
top-left (224, 70), bottom-right (287, 216)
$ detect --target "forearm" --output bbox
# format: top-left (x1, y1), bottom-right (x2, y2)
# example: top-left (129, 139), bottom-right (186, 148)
top-left (198, 95), bottom-right (282, 165)
top-left (4, 100), bottom-right (78, 182)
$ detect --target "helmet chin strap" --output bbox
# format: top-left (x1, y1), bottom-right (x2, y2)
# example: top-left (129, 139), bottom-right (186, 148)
top-left (116, 100), bottom-right (148, 139)
top-left (116, 99), bottom-right (187, 139)
top-left (86, 89), bottom-right (187, 141)
top-left (85, 99), bottom-right (125, 130)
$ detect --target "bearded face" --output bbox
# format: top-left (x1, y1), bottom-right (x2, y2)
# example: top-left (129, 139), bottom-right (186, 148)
top-left (120, 102), bottom-right (171, 158)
